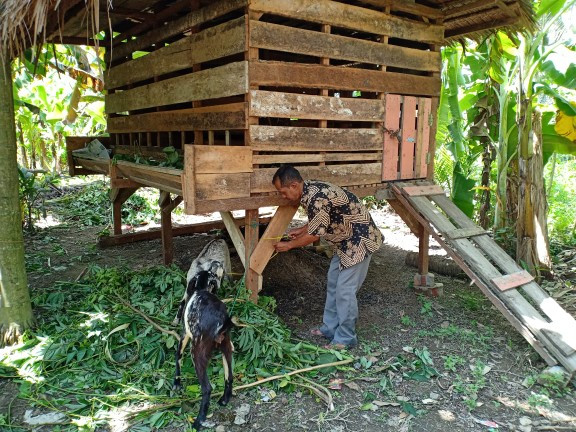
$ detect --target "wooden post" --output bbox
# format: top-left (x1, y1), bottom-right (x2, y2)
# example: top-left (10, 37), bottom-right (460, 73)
top-left (159, 191), bottom-right (183, 265)
top-left (244, 208), bottom-right (261, 301)
top-left (110, 187), bottom-right (139, 235)
top-left (418, 223), bottom-right (430, 275)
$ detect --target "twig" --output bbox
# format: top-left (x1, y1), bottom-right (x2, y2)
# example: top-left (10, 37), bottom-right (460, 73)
top-left (75, 267), bottom-right (88, 282)
top-left (536, 426), bottom-right (576, 431)
top-left (114, 294), bottom-right (180, 340)
top-left (298, 375), bottom-right (334, 411)
top-left (234, 359), bottom-right (354, 392)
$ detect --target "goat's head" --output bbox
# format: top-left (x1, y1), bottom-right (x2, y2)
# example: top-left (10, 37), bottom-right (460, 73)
top-left (188, 269), bottom-right (220, 294)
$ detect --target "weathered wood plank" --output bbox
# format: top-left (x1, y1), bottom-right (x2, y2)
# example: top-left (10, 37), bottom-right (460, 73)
top-left (249, 0), bottom-right (444, 44)
top-left (253, 152), bottom-right (381, 165)
top-left (382, 94), bottom-right (401, 181)
top-left (400, 96), bottom-right (417, 179)
top-left (194, 145), bottom-right (252, 174)
top-left (195, 173), bottom-right (250, 200)
top-left (114, 161), bottom-right (183, 195)
top-left (356, 0), bottom-right (443, 19)
top-left (106, 61), bottom-right (248, 114)
top-left (402, 184), bottom-right (445, 196)
top-left (445, 227), bottom-right (489, 240)
top-left (249, 126), bottom-right (383, 152)
top-left (250, 90), bottom-right (385, 121)
top-left (107, 17), bottom-right (247, 90)
top-left (108, 104), bottom-right (248, 133)
top-left (251, 163), bottom-right (382, 193)
top-left (183, 144), bottom-right (196, 214)
top-left (408, 194), bottom-right (576, 370)
top-left (415, 97), bottom-right (432, 177)
top-left (432, 193), bottom-right (576, 345)
top-left (250, 205), bottom-right (299, 275)
top-left (492, 271), bottom-right (535, 291)
top-left (249, 21), bottom-right (441, 72)
top-left (110, 0), bottom-right (249, 62)
top-left (73, 157), bottom-right (110, 175)
top-left (220, 211), bottom-right (247, 268)
top-left (249, 61), bottom-right (440, 96)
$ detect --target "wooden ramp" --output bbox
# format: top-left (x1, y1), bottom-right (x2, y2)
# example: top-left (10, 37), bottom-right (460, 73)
top-left (390, 182), bottom-right (576, 373)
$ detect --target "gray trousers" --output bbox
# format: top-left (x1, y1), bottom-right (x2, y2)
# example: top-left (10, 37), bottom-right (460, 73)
top-left (319, 254), bottom-right (372, 346)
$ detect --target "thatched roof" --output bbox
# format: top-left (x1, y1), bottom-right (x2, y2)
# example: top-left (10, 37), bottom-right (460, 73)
top-left (0, 0), bottom-right (535, 59)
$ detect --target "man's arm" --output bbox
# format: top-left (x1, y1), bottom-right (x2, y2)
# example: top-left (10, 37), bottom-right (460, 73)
top-left (274, 232), bottom-right (319, 252)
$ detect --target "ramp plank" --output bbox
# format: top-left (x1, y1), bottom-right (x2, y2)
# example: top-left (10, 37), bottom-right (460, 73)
top-left (491, 271), bottom-right (534, 291)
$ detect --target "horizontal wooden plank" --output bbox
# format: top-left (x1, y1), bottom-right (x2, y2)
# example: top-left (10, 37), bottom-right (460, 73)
top-left (402, 184), bottom-right (445, 196)
top-left (195, 173), bottom-right (251, 200)
top-left (445, 227), bottom-right (489, 240)
top-left (194, 145), bottom-right (252, 173)
top-left (110, 0), bottom-right (249, 62)
top-left (114, 161), bottom-right (183, 195)
top-left (250, 61), bottom-right (440, 96)
top-left (107, 104), bottom-right (248, 132)
top-left (250, 90), bottom-right (385, 121)
top-left (249, 126), bottom-right (383, 152)
top-left (251, 163), bottom-right (382, 193)
top-left (250, 21), bottom-right (441, 72)
top-left (107, 17), bottom-right (247, 90)
top-left (73, 157), bottom-right (110, 175)
top-left (356, 0), bottom-right (443, 19)
top-left (249, 0), bottom-right (444, 44)
top-left (491, 271), bottom-right (535, 292)
top-left (106, 61), bottom-right (248, 114)
top-left (253, 152), bottom-right (381, 165)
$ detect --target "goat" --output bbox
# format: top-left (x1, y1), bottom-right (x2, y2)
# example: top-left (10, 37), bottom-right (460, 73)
top-left (173, 270), bottom-right (234, 430)
top-left (172, 239), bottom-right (231, 327)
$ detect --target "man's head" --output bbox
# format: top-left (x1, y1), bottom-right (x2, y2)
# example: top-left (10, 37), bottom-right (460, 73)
top-left (272, 165), bottom-right (304, 203)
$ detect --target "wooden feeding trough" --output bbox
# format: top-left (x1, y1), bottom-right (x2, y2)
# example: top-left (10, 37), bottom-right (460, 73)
top-left (59, 0), bottom-right (535, 298)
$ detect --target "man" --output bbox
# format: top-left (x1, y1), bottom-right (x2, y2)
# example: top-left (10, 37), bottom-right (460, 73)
top-left (272, 165), bottom-right (383, 349)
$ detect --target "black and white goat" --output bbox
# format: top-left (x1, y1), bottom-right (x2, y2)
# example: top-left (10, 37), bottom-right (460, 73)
top-left (172, 239), bottom-right (231, 327)
top-left (172, 239), bottom-right (234, 430)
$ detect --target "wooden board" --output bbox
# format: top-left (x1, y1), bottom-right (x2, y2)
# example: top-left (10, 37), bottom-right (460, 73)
top-left (249, 61), bottom-right (440, 96)
top-left (250, 90), bottom-right (385, 121)
top-left (445, 227), bottom-right (489, 240)
top-left (195, 173), bottom-right (251, 200)
top-left (253, 152), bottom-right (381, 165)
top-left (107, 17), bottom-right (247, 90)
top-left (491, 271), bottom-right (535, 292)
top-left (73, 157), bottom-right (110, 175)
top-left (249, 20), bottom-right (441, 72)
top-left (194, 145), bottom-right (252, 174)
top-left (415, 97), bottom-right (432, 178)
top-left (249, 0), bottom-right (444, 44)
top-left (400, 96), bottom-right (417, 179)
top-left (114, 161), bottom-right (182, 195)
top-left (382, 94), bottom-right (401, 181)
top-left (251, 163), bottom-right (382, 193)
top-left (402, 184), bottom-right (445, 196)
top-left (108, 104), bottom-right (247, 132)
top-left (183, 144), bottom-right (196, 214)
top-left (105, 61), bottom-right (248, 114)
top-left (249, 126), bottom-right (383, 152)
top-left (109, 0), bottom-right (249, 62)
top-left (220, 211), bottom-right (247, 268)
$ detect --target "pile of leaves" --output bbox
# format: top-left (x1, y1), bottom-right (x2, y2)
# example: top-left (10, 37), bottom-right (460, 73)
top-left (0, 265), bottom-right (350, 431)
top-left (113, 146), bottom-right (183, 170)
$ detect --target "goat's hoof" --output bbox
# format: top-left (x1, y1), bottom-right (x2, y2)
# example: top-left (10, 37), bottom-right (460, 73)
top-left (172, 382), bottom-right (183, 394)
top-left (192, 419), bottom-right (203, 431)
top-left (217, 396), bottom-right (229, 406)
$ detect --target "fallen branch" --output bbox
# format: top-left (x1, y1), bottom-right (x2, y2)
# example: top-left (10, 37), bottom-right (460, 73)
top-left (234, 358), bottom-right (354, 392)
top-left (114, 294), bottom-right (180, 341)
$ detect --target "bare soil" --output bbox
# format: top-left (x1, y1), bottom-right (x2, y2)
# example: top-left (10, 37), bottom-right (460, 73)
top-left (3, 203), bottom-right (576, 432)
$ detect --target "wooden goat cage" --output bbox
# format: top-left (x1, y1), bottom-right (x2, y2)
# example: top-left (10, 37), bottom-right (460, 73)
top-left (68, 0), bottom-right (443, 216)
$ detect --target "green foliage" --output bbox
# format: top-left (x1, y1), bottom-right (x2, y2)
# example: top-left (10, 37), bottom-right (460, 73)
top-left (113, 146), bottom-right (183, 170)
top-left (0, 265), bottom-right (349, 430)
top-left (453, 360), bottom-right (489, 410)
top-left (17, 166), bottom-right (60, 230)
top-left (546, 157), bottom-right (576, 245)
top-left (442, 355), bottom-right (466, 372)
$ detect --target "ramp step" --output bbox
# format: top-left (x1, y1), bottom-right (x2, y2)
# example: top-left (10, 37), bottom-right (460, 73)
top-left (402, 184), bottom-right (445, 196)
top-left (445, 227), bottom-right (489, 240)
top-left (491, 271), bottom-right (534, 291)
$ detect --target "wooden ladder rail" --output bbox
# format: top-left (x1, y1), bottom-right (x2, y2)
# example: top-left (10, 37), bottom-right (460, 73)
top-left (389, 183), bottom-right (557, 366)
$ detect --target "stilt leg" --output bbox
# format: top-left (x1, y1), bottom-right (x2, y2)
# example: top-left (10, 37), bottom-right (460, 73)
top-left (244, 209), bottom-right (261, 301)
top-left (159, 191), bottom-right (183, 265)
top-left (414, 223), bottom-right (443, 297)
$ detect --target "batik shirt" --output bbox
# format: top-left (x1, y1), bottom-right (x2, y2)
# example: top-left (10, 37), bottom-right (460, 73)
top-left (301, 180), bottom-right (383, 268)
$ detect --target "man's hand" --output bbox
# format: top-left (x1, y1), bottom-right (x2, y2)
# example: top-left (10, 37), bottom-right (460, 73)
top-left (287, 224), bottom-right (308, 239)
top-left (274, 241), bottom-right (294, 253)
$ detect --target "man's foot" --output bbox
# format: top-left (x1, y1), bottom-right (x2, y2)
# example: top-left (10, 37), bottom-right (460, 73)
top-left (310, 328), bottom-right (331, 339)
top-left (323, 343), bottom-right (348, 350)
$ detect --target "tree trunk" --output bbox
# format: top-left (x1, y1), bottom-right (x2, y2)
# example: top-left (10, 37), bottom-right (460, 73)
top-left (0, 52), bottom-right (34, 346)
top-left (516, 110), bottom-right (551, 276)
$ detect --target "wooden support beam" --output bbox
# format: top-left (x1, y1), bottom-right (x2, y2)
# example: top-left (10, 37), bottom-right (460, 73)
top-left (245, 209), bottom-right (261, 301)
top-left (160, 191), bottom-right (176, 265)
top-left (250, 205), bottom-right (299, 275)
top-left (220, 211), bottom-right (246, 268)
top-left (418, 224), bottom-right (430, 275)
top-left (110, 187), bottom-right (139, 235)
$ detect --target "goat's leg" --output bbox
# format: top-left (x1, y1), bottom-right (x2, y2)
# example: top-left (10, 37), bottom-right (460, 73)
top-left (173, 332), bottom-right (189, 392)
top-left (193, 339), bottom-right (213, 431)
top-left (172, 299), bottom-right (186, 326)
top-left (218, 332), bottom-right (233, 406)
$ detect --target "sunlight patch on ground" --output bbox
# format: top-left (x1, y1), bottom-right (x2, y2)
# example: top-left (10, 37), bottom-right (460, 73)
top-left (0, 336), bottom-right (49, 383)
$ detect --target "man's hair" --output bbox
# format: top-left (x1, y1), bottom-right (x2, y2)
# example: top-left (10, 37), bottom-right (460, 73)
top-left (272, 165), bottom-right (303, 187)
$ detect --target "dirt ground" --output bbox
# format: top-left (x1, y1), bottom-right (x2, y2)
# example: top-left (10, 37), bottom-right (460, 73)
top-left (4, 201), bottom-right (576, 432)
